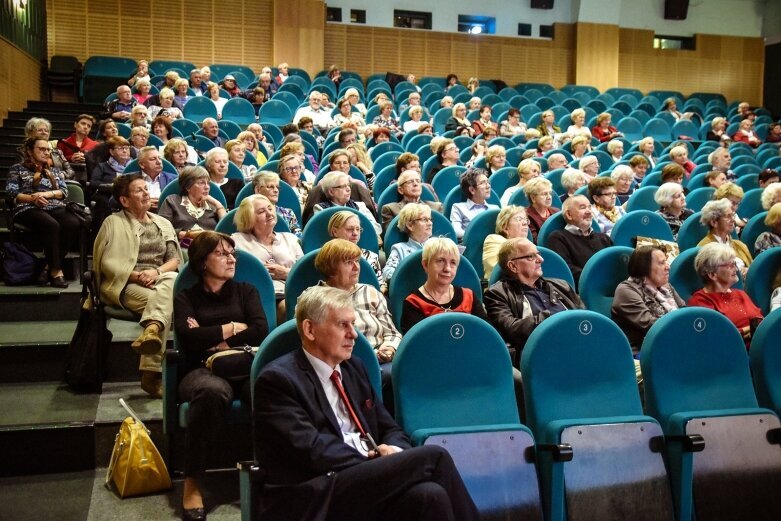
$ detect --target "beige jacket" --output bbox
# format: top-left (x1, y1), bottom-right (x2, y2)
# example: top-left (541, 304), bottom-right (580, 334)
top-left (93, 210), bottom-right (181, 307)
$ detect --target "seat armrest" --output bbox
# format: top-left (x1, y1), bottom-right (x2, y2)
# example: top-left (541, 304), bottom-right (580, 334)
top-left (537, 443), bottom-right (574, 462)
top-left (665, 434), bottom-right (705, 452)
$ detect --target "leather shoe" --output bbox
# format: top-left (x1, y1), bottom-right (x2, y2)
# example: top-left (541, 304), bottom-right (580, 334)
top-left (182, 507), bottom-right (206, 521)
top-left (50, 275), bottom-right (69, 288)
top-left (140, 371), bottom-right (162, 399)
top-left (131, 324), bottom-right (163, 355)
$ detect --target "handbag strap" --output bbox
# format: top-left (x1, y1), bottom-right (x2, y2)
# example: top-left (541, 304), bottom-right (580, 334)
top-left (119, 398), bottom-right (148, 432)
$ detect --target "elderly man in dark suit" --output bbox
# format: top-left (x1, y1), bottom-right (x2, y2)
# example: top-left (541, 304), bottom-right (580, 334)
top-left (253, 286), bottom-right (480, 521)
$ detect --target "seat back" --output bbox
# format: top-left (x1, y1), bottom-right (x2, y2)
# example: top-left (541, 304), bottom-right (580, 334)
top-left (610, 210), bottom-right (674, 247)
top-left (737, 188), bottom-right (764, 219)
top-left (745, 248), bottom-right (781, 316)
top-left (578, 246), bottom-right (633, 315)
top-left (393, 313), bottom-right (519, 432)
top-left (284, 249), bottom-right (380, 320)
top-left (625, 186), bottom-right (659, 213)
top-left (258, 99), bottom-right (293, 127)
top-left (183, 96), bottom-right (218, 123)
top-left (676, 211), bottom-right (708, 251)
top-left (742, 211), bottom-right (770, 257)
top-left (521, 310), bottom-right (643, 441)
top-left (387, 251), bottom-right (482, 330)
top-left (221, 97), bottom-right (257, 126)
top-left (640, 308), bottom-right (757, 430)
top-left (431, 165), bottom-right (467, 200)
top-left (250, 319), bottom-right (382, 403)
top-left (750, 309), bottom-right (781, 416)
top-left (461, 208), bottom-right (501, 275)
top-left (685, 187), bottom-right (715, 213)
top-left (301, 206), bottom-right (379, 254)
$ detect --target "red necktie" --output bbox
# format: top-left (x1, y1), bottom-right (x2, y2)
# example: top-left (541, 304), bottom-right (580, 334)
top-left (330, 370), bottom-right (368, 438)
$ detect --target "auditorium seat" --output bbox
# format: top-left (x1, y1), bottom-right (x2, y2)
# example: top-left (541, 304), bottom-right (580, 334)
top-left (641, 307), bottom-right (781, 521)
top-left (578, 246), bottom-right (633, 314)
top-left (522, 310), bottom-right (674, 521)
top-left (392, 313), bottom-right (543, 520)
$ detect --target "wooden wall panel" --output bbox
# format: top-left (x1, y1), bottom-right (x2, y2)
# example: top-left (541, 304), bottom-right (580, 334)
top-left (323, 24), bottom-right (575, 88)
top-left (273, 0), bottom-right (324, 76)
top-left (575, 23), bottom-right (619, 92)
top-left (46, 0), bottom-right (274, 72)
top-left (618, 28), bottom-right (764, 105)
top-left (0, 38), bottom-right (42, 122)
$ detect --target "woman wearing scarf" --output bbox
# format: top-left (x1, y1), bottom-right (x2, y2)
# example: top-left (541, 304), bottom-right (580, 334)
top-left (587, 177), bottom-right (625, 237)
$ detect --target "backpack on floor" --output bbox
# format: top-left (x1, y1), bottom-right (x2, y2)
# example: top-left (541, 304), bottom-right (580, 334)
top-left (0, 241), bottom-right (43, 285)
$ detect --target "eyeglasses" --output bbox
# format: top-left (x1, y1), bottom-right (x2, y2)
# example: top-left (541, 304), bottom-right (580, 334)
top-left (597, 192), bottom-right (617, 198)
top-left (34, 146), bottom-right (51, 153)
top-left (213, 250), bottom-right (236, 259)
top-left (413, 217), bottom-right (433, 224)
top-left (333, 184), bottom-right (351, 190)
top-left (510, 252), bottom-right (541, 262)
top-left (511, 216), bottom-right (531, 225)
top-left (717, 261), bottom-right (738, 269)
top-left (283, 166), bottom-right (301, 173)
top-left (400, 179), bottom-right (421, 186)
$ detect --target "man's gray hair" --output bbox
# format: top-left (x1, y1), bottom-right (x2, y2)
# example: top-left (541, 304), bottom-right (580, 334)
top-left (295, 286), bottom-right (354, 337)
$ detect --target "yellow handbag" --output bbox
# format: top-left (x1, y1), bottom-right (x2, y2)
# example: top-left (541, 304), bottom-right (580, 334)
top-left (106, 398), bottom-right (172, 498)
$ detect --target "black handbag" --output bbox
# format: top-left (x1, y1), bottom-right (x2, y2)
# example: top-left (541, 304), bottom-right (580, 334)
top-left (66, 201), bottom-right (92, 228)
top-left (64, 273), bottom-right (113, 392)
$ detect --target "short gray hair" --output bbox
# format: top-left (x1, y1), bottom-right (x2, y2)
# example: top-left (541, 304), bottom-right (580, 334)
top-left (762, 182), bottom-right (781, 210)
top-left (579, 155), bottom-right (598, 170)
top-left (252, 171), bottom-right (280, 191)
top-left (320, 171), bottom-right (350, 192)
top-left (606, 139), bottom-right (624, 155)
top-left (523, 177), bottom-right (552, 199)
top-left (178, 165), bottom-right (210, 195)
top-left (204, 146), bottom-right (228, 168)
top-left (699, 198), bottom-right (732, 227)
top-left (655, 182), bottom-right (684, 208)
top-left (24, 117), bottom-right (51, 138)
top-left (295, 286), bottom-right (354, 337)
top-left (610, 165), bottom-right (633, 183)
top-left (561, 168), bottom-right (586, 190)
top-left (694, 242), bottom-right (735, 283)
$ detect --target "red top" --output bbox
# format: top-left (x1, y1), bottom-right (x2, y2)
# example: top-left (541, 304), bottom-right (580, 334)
top-left (688, 288), bottom-right (763, 348)
top-left (57, 134), bottom-right (97, 161)
top-left (591, 125), bottom-right (619, 143)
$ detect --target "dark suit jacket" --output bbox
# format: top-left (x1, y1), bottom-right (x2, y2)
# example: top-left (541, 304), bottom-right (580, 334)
top-left (254, 349), bottom-right (410, 521)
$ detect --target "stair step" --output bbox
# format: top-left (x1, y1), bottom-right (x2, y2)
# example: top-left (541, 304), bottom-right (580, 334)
top-left (0, 319), bottom-right (161, 384)
top-left (0, 381), bottom-right (164, 477)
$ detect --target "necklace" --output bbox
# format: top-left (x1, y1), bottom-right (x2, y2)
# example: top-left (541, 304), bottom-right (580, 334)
top-left (421, 284), bottom-right (453, 311)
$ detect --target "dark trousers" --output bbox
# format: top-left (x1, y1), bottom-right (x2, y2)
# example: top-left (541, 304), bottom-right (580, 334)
top-left (14, 207), bottom-right (80, 272)
top-left (178, 368), bottom-right (250, 476)
top-left (325, 445), bottom-right (481, 521)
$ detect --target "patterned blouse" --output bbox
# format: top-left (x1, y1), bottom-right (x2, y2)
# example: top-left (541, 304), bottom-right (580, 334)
top-left (6, 164), bottom-right (69, 217)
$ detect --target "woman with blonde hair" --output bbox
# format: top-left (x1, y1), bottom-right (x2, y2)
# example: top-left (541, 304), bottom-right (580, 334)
top-left (225, 139), bottom-right (257, 182)
top-left (566, 108), bottom-right (592, 139)
top-left (714, 182), bottom-right (747, 231)
top-left (570, 135), bottom-right (590, 160)
top-left (485, 144), bottom-right (507, 176)
top-left (382, 203), bottom-right (433, 284)
top-left (707, 116), bottom-right (731, 143)
top-left (252, 171), bottom-right (301, 236)
top-left (445, 103), bottom-right (474, 135)
top-left (401, 237), bottom-right (488, 334)
top-left (237, 130), bottom-right (268, 166)
top-left (132, 78), bottom-right (153, 105)
top-left (232, 194), bottom-right (302, 314)
top-left (483, 206), bottom-right (530, 279)
top-left (501, 158), bottom-right (541, 206)
top-left (524, 177), bottom-right (559, 242)
top-left (328, 210), bottom-right (382, 284)
top-left (163, 138), bottom-right (195, 174)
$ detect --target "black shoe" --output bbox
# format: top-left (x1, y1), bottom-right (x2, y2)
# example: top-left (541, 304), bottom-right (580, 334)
top-left (49, 275), bottom-right (69, 288)
top-left (182, 507), bottom-right (206, 521)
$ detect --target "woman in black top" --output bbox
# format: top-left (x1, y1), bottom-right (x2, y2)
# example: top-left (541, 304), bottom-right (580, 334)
top-left (174, 231), bottom-right (268, 521)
